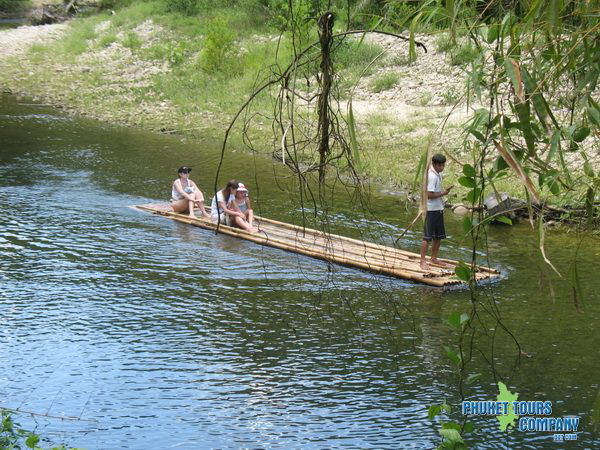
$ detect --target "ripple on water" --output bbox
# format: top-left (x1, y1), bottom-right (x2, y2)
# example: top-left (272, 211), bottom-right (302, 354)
top-left (2, 107), bottom-right (598, 449)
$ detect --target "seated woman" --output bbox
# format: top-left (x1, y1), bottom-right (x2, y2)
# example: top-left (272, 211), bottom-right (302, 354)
top-left (211, 180), bottom-right (258, 233)
top-left (171, 166), bottom-right (210, 219)
top-left (231, 182), bottom-right (254, 228)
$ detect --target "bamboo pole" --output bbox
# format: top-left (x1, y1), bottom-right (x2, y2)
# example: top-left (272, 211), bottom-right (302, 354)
top-left (255, 215), bottom-right (499, 274)
top-left (140, 207), bottom-right (458, 286)
top-left (256, 223), bottom-right (495, 279)
top-left (150, 204), bottom-right (489, 274)
top-left (257, 223), bottom-right (454, 276)
top-left (136, 205), bottom-right (495, 285)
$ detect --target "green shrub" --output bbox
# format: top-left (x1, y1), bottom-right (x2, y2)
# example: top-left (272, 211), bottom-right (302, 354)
top-left (1, 409), bottom-right (41, 449)
top-left (384, 1), bottom-right (419, 27)
top-left (450, 43), bottom-right (478, 66)
top-left (334, 40), bottom-right (384, 74)
top-left (98, 33), bottom-right (118, 47)
top-left (99, 0), bottom-right (136, 10)
top-left (440, 86), bottom-right (459, 104)
top-left (168, 41), bottom-right (187, 66)
top-left (0, 0), bottom-right (29, 14)
top-left (370, 72), bottom-right (400, 93)
top-left (419, 91), bottom-right (433, 106)
top-left (389, 53), bottom-right (411, 66)
top-left (56, 20), bottom-right (97, 56)
top-left (109, 1), bottom-right (160, 28)
top-left (435, 33), bottom-right (454, 53)
top-left (122, 31), bottom-right (142, 50)
top-left (198, 16), bottom-right (239, 74)
top-left (164, 0), bottom-right (201, 15)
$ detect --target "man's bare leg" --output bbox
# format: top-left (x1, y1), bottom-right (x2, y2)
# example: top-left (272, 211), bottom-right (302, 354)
top-left (430, 239), bottom-right (453, 268)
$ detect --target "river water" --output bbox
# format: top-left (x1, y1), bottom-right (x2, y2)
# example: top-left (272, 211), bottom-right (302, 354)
top-left (1, 93), bottom-right (598, 448)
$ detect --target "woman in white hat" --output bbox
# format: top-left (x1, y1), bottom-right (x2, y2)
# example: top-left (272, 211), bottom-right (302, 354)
top-left (231, 182), bottom-right (254, 229)
top-left (171, 166), bottom-right (210, 219)
top-left (211, 180), bottom-right (258, 232)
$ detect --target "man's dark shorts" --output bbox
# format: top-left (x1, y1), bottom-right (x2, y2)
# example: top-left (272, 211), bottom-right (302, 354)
top-left (423, 210), bottom-right (446, 241)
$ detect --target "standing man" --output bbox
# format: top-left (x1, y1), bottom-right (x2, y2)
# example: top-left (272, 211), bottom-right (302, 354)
top-left (420, 154), bottom-right (453, 270)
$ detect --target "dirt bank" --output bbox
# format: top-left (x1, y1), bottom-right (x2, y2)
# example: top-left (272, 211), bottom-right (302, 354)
top-left (0, 22), bottom-right (67, 58)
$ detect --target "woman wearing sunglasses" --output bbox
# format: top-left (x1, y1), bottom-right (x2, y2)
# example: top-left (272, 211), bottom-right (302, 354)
top-left (171, 166), bottom-right (210, 219)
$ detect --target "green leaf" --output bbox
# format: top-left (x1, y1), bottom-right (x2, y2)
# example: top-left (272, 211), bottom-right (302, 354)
top-left (458, 176), bottom-right (476, 188)
top-left (546, 0), bottom-right (561, 29)
top-left (447, 312), bottom-right (462, 329)
top-left (462, 216), bottom-right (473, 234)
top-left (504, 57), bottom-right (522, 100)
top-left (466, 373), bottom-right (482, 384)
top-left (468, 128), bottom-right (486, 142)
top-left (584, 162), bottom-right (595, 178)
top-left (572, 126), bottom-right (590, 143)
top-left (408, 12), bottom-right (423, 63)
top-left (471, 108), bottom-right (490, 128)
top-left (442, 422), bottom-right (462, 431)
top-left (521, 68), bottom-right (550, 128)
top-left (347, 100), bottom-right (360, 164)
top-left (463, 164), bottom-right (476, 177)
top-left (413, 148), bottom-right (428, 192)
top-left (455, 263), bottom-right (471, 282)
top-left (495, 215), bottom-right (513, 225)
top-left (447, 312), bottom-right (468, 329)
top-left (463, 422), bottom-right (475, 433)
top-left (494, 155), bottom-right (509, 171)
top-left (438, 428), bottom-right (464, 444)
top-left (445, 347), bottom-right (461, 365)
top-left (546, 129), bottom-right (560, 163)
top-left (587, 106), bottom-right (600, 127)
top-left (523, 0), bottom-right (544, 24)
top-left (25, 433), bottom-right (40, 449)
top-left (549, 180), bottom-right (560, 196)
top-left (466, 188), bottom-right (481, 204)
top-left (586, 187), bottom-right (595, 231)
top-left (515, 102), bottom-right (536, 155)
top-left (487, 23), bottom-right (500, 43)
top-left (429, 404), bottom-right (442, 420)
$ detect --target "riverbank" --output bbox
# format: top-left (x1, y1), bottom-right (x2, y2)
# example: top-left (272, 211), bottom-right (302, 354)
top-left (0, 12), bottom-right (478, 192)
top-left (0, 3), bottom-right (597, 222)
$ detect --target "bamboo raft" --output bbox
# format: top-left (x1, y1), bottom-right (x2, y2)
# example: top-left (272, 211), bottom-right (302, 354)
top-left (135, 203), bottom-right (500, 287)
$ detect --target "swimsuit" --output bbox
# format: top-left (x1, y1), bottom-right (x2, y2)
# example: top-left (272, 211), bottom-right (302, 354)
top-left (171, 180), bottom-right (194, 201)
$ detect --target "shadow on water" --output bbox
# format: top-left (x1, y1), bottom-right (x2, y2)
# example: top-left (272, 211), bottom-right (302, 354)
top-left (1, 93), bottom-right (599, 448)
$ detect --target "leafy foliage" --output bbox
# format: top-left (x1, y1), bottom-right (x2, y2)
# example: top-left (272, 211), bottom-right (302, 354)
top-left (0, 0), bottom-right (29, 14)
top-left (1, 409), bottom-right (39, 449)
top-left (198, 16), bottom-right (239, 75)
top-left (370, 71), bottom-right (400, 93)
top-left (164, 0), bottom-right (202, 15)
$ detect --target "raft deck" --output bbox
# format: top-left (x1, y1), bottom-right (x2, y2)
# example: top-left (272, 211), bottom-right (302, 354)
top-left (135, 203), bottom-right (500, 287)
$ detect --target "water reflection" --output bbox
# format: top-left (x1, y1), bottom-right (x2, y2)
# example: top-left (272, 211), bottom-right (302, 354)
top-left (1, 94), bottom-right (599, 448)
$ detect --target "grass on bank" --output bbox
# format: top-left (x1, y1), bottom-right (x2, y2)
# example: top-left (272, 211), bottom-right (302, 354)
top-left (16, 0), bottom-right (390, 128)
top-left (2, 1), bottom-right (594, 210)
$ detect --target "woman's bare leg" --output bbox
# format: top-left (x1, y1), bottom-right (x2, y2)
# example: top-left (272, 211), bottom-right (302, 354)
top-left (192, 191), bottom-right (210, 218)
top-left (245, 209), bottom-right (254, 227)
top-left (172, 199), bottom-right (195, 217)
top-left (232, 215), bottom-right (258, 233)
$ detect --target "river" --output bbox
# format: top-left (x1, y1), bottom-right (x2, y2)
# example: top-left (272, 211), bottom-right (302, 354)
top-left (1, 93), bottom-right (598, 448)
